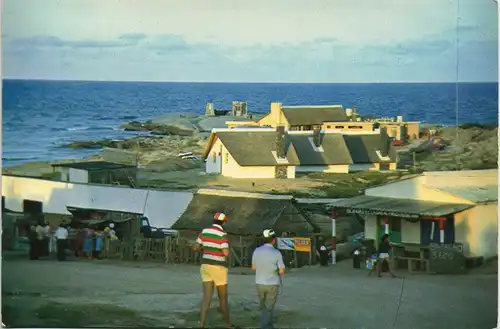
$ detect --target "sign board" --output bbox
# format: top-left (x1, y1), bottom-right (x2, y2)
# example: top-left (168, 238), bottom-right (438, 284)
top-left (428, 243), bottom-right (465, 274)
top-left (277, 237), bottom-right (311, 253)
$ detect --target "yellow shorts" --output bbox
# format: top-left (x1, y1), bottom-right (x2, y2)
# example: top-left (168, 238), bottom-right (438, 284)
top-left (200, 264), bottom-right (228, 286)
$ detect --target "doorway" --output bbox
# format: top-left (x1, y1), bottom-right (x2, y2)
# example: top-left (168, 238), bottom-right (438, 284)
top-left (23, 200), bottom-right (43, 214)
top-left (377, 216), bottom-right (402, 243)
top-left (420, 217), bottom-right (455, 245)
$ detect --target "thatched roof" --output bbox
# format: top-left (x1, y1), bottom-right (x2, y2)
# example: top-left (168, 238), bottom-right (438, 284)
top-left (171, 191), bottom-right (295, 235)
top-left (216, 131), bottom-right (300, 166)
top-left (281, 105), bottom-right (348, 125)
top-left (204, 129), bottom-right (397, 167)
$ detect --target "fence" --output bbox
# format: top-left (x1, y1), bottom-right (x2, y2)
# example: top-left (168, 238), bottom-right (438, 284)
top-left (99, 236), bottom-right (318, 267)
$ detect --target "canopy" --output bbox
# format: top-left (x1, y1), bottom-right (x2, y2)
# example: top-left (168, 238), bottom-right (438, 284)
top-left (333, 195), bottom-right (474, 219)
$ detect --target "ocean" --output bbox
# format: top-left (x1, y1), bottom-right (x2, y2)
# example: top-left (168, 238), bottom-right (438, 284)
top-left (2, 79), bottom-right (498, 167)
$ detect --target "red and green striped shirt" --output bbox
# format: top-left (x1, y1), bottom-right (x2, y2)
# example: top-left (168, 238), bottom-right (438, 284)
top-left (196, 224), bottom-right (229, 267)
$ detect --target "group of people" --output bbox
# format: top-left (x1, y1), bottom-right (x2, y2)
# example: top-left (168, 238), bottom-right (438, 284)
top-left (73, 224), bottom-right (118, 260)
top-left (28, 222), bottom-right (69, 261)
top-left (193, 213), bottom-right (398, 329)
top-left (27, 222), bottom-right (119, 262)
top-left (193, 212), bottom-right (286, 329)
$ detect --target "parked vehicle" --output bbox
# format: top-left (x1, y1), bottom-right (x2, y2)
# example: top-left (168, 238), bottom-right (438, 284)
top-left (392, 139), bottom-right (405, 146)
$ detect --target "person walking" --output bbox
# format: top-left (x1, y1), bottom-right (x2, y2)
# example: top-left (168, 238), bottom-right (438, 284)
top-left (376, 234), bottom-right (397, 278)
top-left (55, 223), bottom-right (69, 261)
top-left (318, 239), bottom-right (329, 266)
top-left (251, 229), bottom-right (286, 329)
top-left (193, 212), bottom-right (233, 328)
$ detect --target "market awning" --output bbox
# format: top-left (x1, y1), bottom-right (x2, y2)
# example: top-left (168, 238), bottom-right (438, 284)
top-left (333, 195), bottom-right (474, 219)
top-left (66, 206), bottom-right (139, 224)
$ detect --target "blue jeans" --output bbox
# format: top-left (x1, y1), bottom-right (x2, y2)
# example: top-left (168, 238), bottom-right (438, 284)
top-left (256, 284), bottom-right (279, 329)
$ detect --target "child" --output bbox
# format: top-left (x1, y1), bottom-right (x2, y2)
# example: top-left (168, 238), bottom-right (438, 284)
top-left (367, 254), bottom-right (378, 276)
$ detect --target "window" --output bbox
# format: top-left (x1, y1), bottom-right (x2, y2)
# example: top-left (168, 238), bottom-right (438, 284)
top-left (224, 152), bottom-right (229, 164)
top-left (335, 125), bottom-right (344, 129)
top-left (23, 200), bottom-right (43, 214)
top-left (212, 152), bottom-right (216, 163)
top-left (348, 125), bottom-right (363, 129)
top-left (326, 125), bottom-right (331, 129)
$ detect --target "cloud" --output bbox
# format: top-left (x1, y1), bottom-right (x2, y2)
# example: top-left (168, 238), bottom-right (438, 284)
top-left (8, 35), bottom-right (135, 49)
top-left (118, 33), bottom-right (148, 41)
top-left (2, 26), bottom-right (498, 82)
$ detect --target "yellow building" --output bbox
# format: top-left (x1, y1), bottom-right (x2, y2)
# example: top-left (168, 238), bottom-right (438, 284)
top-left (203, 128), bottom-right (398, 179)
top-left (334, 169), bottom-right (498, 259)
top-left (379, 121), bottom-right (420, 141)
top-left (258, 102), bottom-right (348, 130)
top-left (322, 121), bottom-right (374, 132)
top-left (256, 102), bottom-right (420, 141)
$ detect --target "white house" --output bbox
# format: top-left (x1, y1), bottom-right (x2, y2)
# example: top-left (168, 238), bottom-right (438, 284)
top-left (334, 169), bottom-right (498, 259)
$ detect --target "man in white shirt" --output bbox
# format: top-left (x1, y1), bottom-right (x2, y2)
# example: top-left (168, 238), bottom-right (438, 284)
top-left (252, 229), bottom-right (285, 329)
top-left (55, 223), bottom-right (69, 261)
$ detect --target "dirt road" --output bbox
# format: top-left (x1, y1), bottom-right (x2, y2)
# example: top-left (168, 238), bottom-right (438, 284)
top-left (2, 254), bottom-right (497, 328)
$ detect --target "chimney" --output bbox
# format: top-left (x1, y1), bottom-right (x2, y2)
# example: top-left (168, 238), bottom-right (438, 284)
top-left (352, 106), bottom-right (358, 122)
top-left (276, 126), bottom-right (286, 159)
top-left (345, 108), bottom-right (353, 121)
top-left (380, 127), bottom-right (390, 157)
top-left (205, 103), bottom-right (215, 117)
top-left (271, 102), bottom-right (282, 126)
top-left (312, 127), bottom-right (322, 147)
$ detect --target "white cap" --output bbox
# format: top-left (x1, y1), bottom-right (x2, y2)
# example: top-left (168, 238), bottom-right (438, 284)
top-left (263, 229), bottom-right (276, 238)
top-left (109, 223), bottom-right (115, 228)
top-left (214, 212), bottom-right (227, 221)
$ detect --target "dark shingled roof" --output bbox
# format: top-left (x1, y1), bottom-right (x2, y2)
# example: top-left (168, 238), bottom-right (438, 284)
top-left (288, 133), bottom-right (353, 165)
top-left (171, 193), bottom-right (298, 235)
top-left (333, 195), bottom-right (474, 218)
top-left (216, 131), bottom-right (300, 166)
top-left (209, 130), bottom-right (397, 167)
top-left (343, 134), bottom-right (397, 163)
top-left (51, 161), bottom-right (136, 171)
top-left (281, 105), bottom-right (348, 126)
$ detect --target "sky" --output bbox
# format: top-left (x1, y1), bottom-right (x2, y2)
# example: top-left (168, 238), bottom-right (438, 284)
top-left (1, 0), bottom-right (499, 83)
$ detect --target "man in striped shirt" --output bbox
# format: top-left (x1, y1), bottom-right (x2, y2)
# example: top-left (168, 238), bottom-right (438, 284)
top-left (194, 212), bottom-right (232, 328)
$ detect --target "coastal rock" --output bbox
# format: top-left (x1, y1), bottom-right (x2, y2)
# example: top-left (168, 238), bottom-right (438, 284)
top-left (61, 140), bottom-right (121, 149)
top-left (120, 121), bottom-right (195, 136)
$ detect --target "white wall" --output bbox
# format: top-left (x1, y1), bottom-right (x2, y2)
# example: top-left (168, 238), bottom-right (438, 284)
top-left (296, 165), bottom-right (350, 174)
top-left (454, 204), bottom-right (498, 258)
top-left (2, 175), bottom-right (193, 229)
top-left (58, 167), bottom-right (70, 182)
top-left (401, 220), bottom-right (420, 243)
top-left (365, 176), bottom-right (474, 204)
top-left (205, 138), bottom-right (222, 174)
top-left (364, 215), bottom-right (377, 240)
top-left (287, 166), bottom-right (296, 179)
top-left (349, 164), bottom-right (377, 172)
top-left (68, 168), bottom-right (89, 183)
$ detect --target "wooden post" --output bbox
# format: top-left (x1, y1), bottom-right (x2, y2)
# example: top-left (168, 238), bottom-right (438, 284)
top-left (294, 251), bottom-right (298, 268)
top-left (164, 237), bottom-right (170, 263)
top-left (308, 237), bottom-right (313, 266)
top-left (439, 218), bottom-right (445, 243)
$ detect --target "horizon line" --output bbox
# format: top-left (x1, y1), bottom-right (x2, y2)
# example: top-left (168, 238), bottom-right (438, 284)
top-left (2, 78), bottom-right (498, 84)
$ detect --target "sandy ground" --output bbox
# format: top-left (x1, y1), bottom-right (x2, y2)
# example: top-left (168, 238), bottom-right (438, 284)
top-left (2, 252), bottom-right (497, 329)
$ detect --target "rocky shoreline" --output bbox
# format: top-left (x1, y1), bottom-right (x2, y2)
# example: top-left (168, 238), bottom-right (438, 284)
top-left (3, 114), bottom-right (498, 198)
